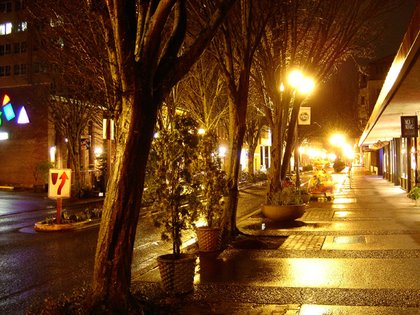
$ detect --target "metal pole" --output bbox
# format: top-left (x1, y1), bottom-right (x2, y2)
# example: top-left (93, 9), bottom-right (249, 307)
top-left (56, 197), bottom-right (62, 224)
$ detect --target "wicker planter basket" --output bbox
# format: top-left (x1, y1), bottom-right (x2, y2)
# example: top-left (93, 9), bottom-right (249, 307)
top-left (157, 253), bottom-right (196, 294)
top-left (196, 226), bottom-right (222, 252)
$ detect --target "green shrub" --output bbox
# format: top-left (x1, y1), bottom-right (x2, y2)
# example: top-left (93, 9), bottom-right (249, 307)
top-left (333, 159), bottom-right (346, 173)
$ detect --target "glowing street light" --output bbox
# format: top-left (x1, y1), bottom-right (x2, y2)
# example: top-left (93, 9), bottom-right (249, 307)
top-left (288, 69), bottom-right (315, 95)
top-left (329, 133), bottom-right (345, 147)
top-left (288, 69), bottom-right (304, 88)
top-left (299, 77), bottom-right (315, 94)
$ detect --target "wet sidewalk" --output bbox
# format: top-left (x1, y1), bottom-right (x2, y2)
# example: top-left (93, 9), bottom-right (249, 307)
top-left (133, 166), bottom-right (420, 314)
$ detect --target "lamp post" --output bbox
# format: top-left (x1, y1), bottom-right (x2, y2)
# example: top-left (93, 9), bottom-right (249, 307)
top-left (287, 69), bottom-right (315, 187)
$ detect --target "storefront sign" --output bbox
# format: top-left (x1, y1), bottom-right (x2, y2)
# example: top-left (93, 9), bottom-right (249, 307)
top-left (401, 116), bottom-right (418, 137)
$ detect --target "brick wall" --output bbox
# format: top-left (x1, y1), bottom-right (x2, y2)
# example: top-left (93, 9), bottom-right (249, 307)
top-left (0, 87), bottom-right (49, 187)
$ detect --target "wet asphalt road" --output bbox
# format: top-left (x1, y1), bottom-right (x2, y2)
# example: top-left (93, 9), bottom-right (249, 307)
top-left (0, 185), bottom-right (266, 314)
top-left (0, 191), bottom-right (98, 313)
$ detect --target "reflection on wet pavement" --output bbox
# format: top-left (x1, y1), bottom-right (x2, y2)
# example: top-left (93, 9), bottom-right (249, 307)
top-left (196, 251), bottom-right (420, 289)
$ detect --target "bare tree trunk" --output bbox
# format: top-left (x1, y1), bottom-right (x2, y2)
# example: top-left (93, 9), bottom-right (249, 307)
top-left (91, 90), bottom-right (158, 311)
top-left (267, 122), bottom-right (282, 201)
top-left (247, 147), bottom-right (255, 177)
top-left (222, 68), bottom-right (249, 241)
top-left (88, 1), bottom-right (237, 311)
top-left (281, 100), bottom-right (301, 179)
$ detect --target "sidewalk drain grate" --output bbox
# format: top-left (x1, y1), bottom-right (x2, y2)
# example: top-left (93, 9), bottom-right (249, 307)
top-left (279, 235), bottom-right (325, 250)
top-left (333, 235), bottom-right (365, 244)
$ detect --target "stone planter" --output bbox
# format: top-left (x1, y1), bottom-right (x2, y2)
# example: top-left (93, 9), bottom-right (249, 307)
top-left (157, 253), bottom-right (196, 295)
top-left (261, 204), bottom-right (305, 222)
top-left (196, 226), bottom-right (222, 252)
top-left (34, 219), bottom-right (100, 232)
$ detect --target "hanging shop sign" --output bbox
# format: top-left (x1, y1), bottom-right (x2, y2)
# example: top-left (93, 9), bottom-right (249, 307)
top-left (401, 116), bottom-right (418, 137)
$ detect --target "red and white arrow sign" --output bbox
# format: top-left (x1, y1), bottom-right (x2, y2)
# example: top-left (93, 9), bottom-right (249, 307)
top-left (48, 169), bottom-right (72, 199)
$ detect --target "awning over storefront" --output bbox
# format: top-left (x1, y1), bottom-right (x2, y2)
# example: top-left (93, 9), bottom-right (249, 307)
top-left (359, 4), bottom-right (420, 147)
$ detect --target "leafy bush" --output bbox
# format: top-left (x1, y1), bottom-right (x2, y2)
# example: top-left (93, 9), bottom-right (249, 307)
top-left (194, 131), bottom-right (227, 227)
top-left (44, 207), bottom-right (102, 225)
top-left (333, 159), bottom-right (346, 173)
top-left (302, 164), bottom-right (313, 172)
top-left (147, 114), bottom-right (201, 256)
top-left (268, 187), bottom-right (308, 205)
top-left (407, 186), bottom-right (420, 200)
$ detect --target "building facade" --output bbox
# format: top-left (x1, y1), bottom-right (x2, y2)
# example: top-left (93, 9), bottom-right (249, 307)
top-left (0, 0), bottom-right (103, 190)
top-left (359, 2), bottom-right (420, 192)
top-left (0, 0), bottom-right (53, 187)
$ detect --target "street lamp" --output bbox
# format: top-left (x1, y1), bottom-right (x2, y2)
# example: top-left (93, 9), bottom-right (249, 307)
top-left (287, 69), bottom-right (315, 187)
top-left (288, 69), bottom-right (315, 95)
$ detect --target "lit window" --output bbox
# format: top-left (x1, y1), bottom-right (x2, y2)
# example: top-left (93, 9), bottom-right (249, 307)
top-left (16, 21), bottom-right (27, 32)
top-left (0, 132), bottom-right (8, 140)
top-left (0, 22), bottom-right (12, 35)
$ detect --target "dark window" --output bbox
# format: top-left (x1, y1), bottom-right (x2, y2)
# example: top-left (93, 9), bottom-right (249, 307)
top-left (14, 42), bottom-right (19, 53)
top-left (33, 63), bottom-right (39, 73)
top-left (0, 45), bottom-right (4, 56)
top-left (4, 43), bottom-right (10, 54)
top-left (0, 66), bottom-right (4, 76)
top-left (20, 41), bottom-right (26, 52)
top-left (14, 64), bottom-right (26, 75)
top-left (4, 65), bottom-right (10, 76)
top-left (15, 0), bottom-right (24, 11)
top-left (0, 1), bottom-right (12, 13)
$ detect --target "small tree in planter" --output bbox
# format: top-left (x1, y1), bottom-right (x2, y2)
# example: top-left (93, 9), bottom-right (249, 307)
top-left (194, 131), bottom-right (227, 252)
top-left (147, 112), bottom-right (201, 294)
top-left (407, 178), bottom-right (420, 207)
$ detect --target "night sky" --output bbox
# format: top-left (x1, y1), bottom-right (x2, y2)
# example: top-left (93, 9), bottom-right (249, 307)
top-left (308, 0), bottom-right (418, 140)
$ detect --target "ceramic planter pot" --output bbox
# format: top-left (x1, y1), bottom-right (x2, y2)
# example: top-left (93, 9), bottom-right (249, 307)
top-left (157, 253), bottom-right (196, 294)
top-left (261, 204), bottom-right (305, 222)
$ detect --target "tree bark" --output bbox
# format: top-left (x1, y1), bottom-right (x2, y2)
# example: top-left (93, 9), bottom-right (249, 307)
top-left (222, 106), bottom-right (246, 241)
top-left (92, 88), bottom-right (159, 311)
top-left (89, 0), bottom-right (237, 311)
top-left (281, 99), bottom-right (301, 179)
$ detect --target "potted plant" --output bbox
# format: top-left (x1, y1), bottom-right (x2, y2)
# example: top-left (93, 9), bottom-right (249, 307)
top-left (262, 186), bottom-right (307, 222)
top-left (147, 113), bottom-right (201, 295)
top-left (407, 186), bottom-right (420, 206)
top-left (194, 131), bottom-right (227, 252)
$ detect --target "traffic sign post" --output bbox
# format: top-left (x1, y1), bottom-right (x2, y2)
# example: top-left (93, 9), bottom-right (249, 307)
top-left (48, 169), bottom-right (72, 224)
